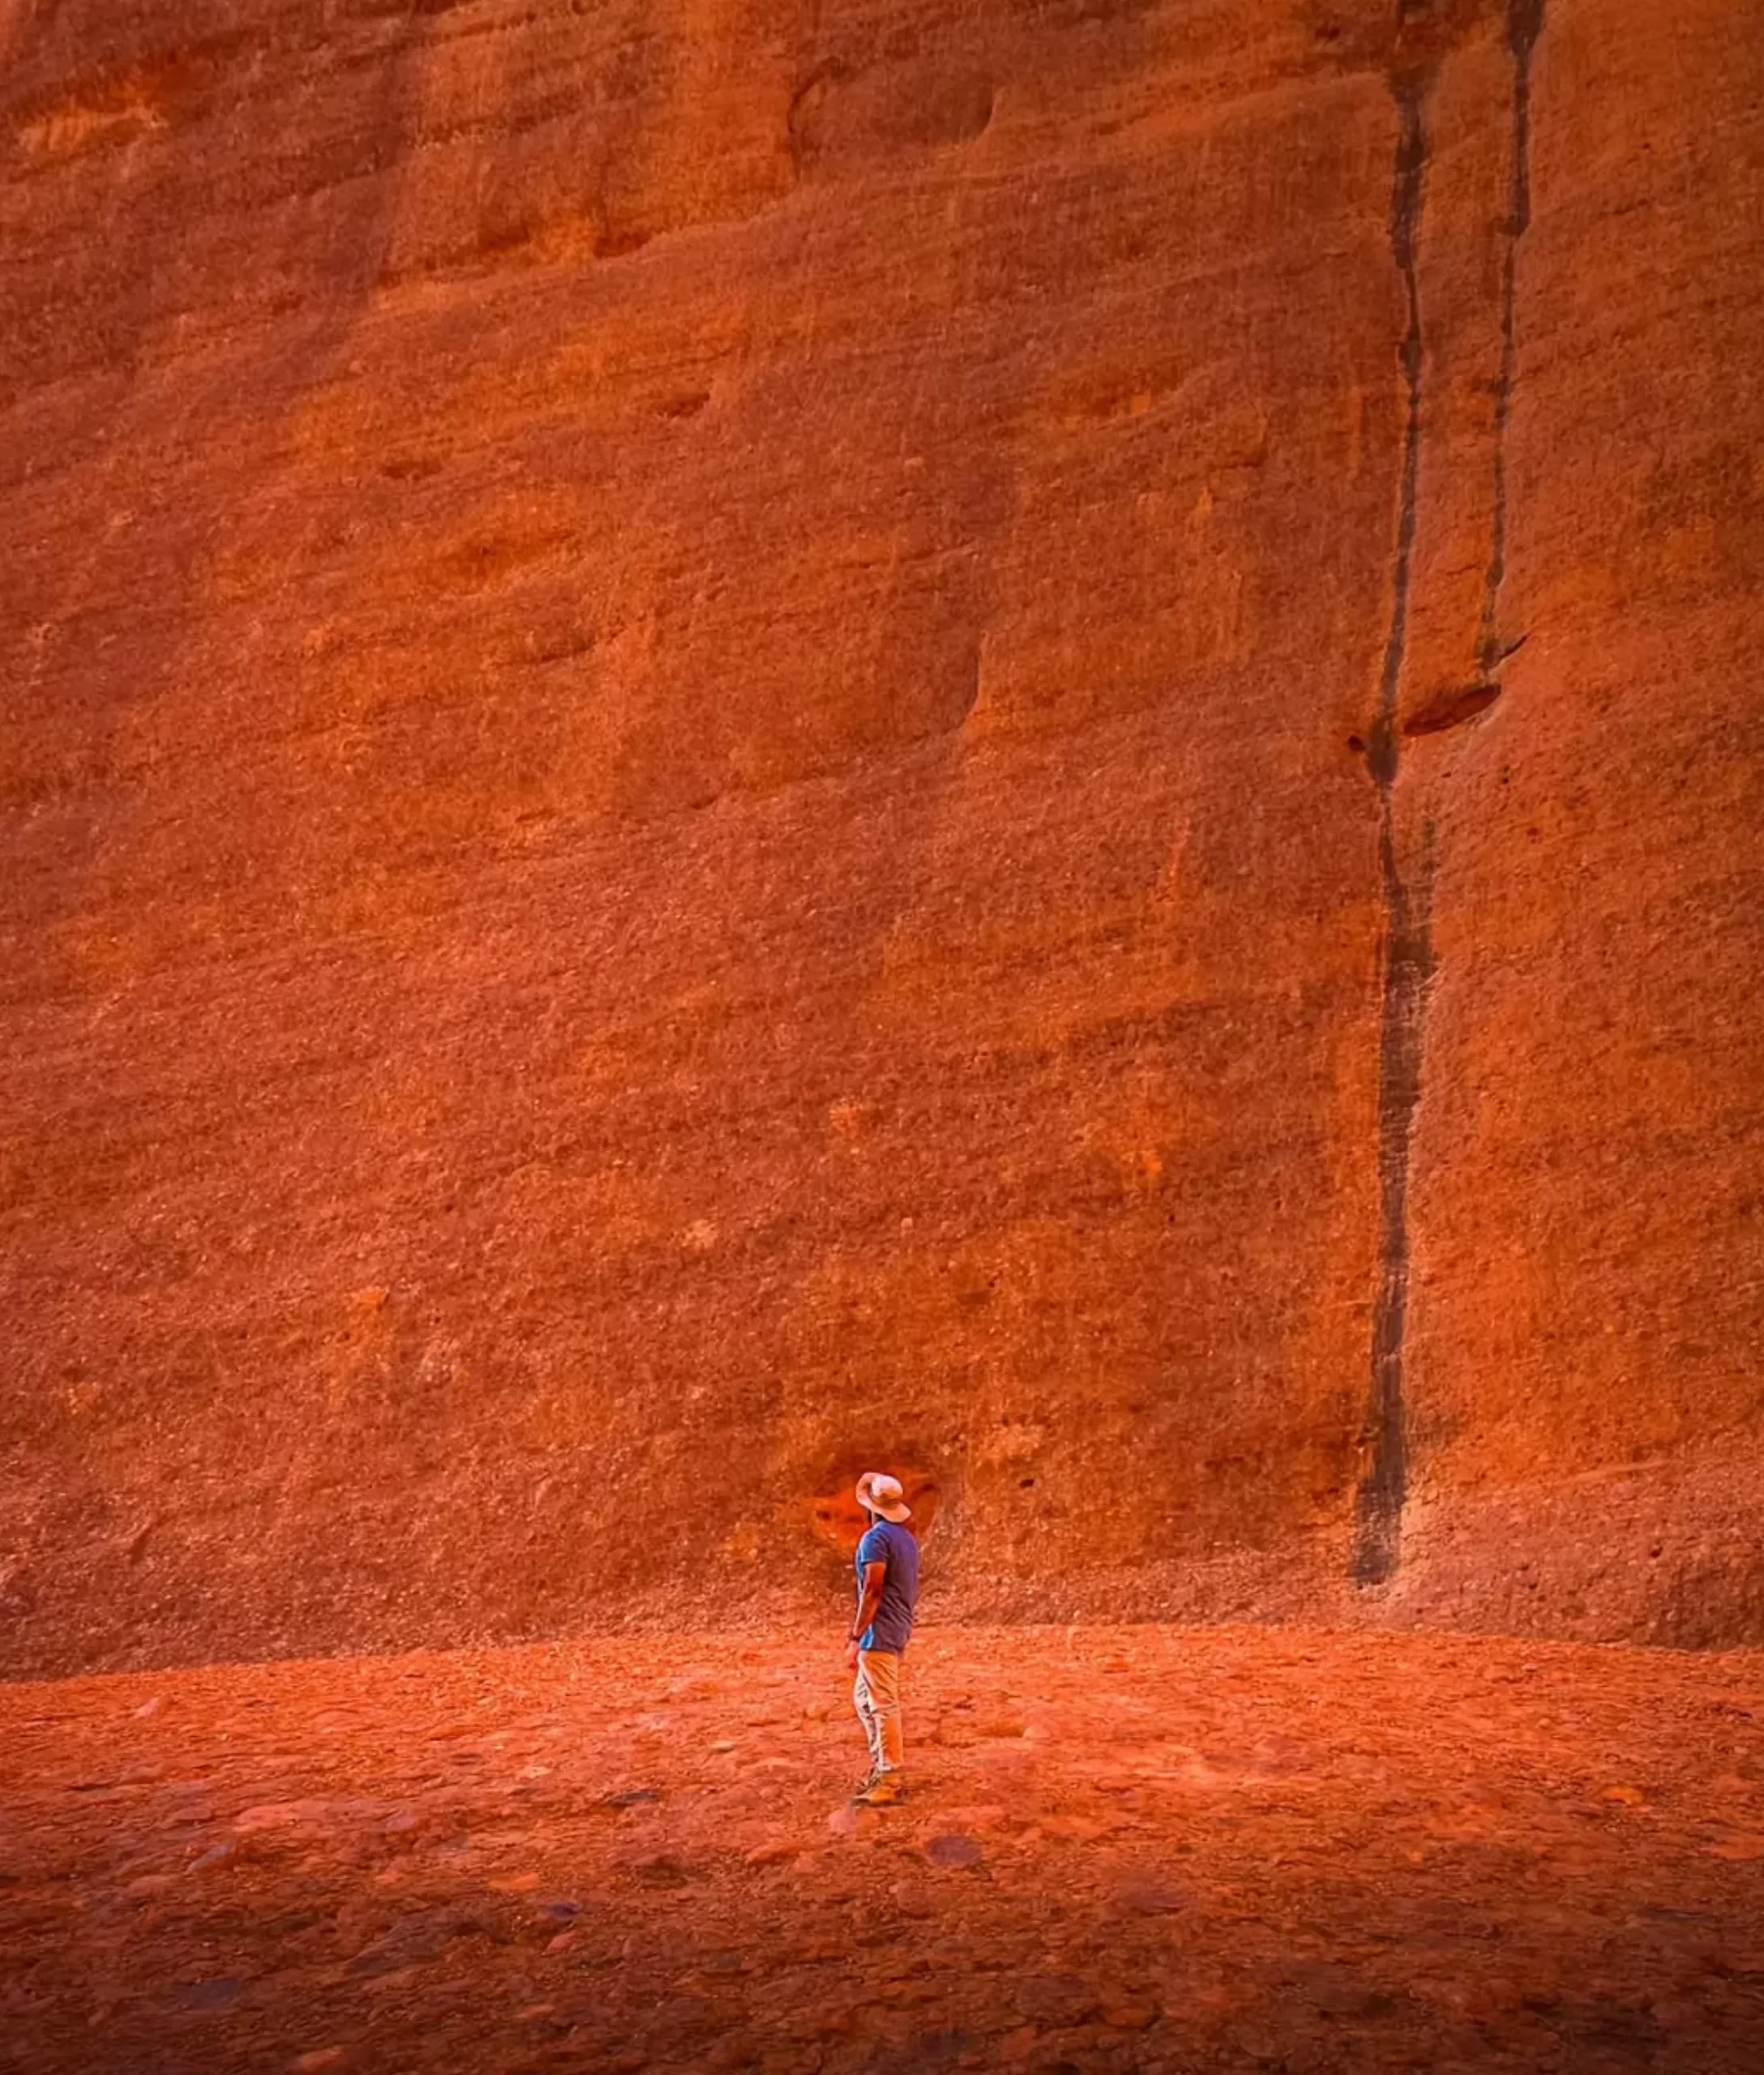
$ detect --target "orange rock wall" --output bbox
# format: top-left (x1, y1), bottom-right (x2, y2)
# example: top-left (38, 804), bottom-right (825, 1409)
top-left (1, 0), bottom-right (1759, 1675)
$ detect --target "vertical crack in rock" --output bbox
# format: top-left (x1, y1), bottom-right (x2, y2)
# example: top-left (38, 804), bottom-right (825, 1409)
top-left (1354, 74), bottom-right (1436, 1589)
top-left (1477, 0), bottom-right (1546, 675)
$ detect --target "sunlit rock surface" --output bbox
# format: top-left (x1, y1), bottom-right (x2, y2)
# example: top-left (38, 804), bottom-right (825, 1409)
top-left (1, 0), bottom-right (1761, 1674)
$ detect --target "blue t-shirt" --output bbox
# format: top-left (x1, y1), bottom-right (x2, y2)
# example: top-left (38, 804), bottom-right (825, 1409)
top-left (855, 1520), bottom-right (921, 1653)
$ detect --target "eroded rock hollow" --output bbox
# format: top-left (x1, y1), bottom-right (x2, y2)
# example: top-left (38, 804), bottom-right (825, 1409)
top-left (2, 0), bottom-right (1760, 1675)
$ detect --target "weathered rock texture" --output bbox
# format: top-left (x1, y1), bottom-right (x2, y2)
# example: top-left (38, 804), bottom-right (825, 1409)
top-left (0, 0), bottom-right (1759, 1675)
top-left (5, 1628), bottom-right (1764, 2073)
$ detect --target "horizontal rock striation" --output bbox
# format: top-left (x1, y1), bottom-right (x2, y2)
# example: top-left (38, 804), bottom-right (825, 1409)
top-left (0, 0), bottom-right (1759, 1674)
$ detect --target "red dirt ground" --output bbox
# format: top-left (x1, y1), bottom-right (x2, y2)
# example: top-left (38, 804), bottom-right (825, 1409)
top-left (4, 1628), bottom-right (1763, 2074)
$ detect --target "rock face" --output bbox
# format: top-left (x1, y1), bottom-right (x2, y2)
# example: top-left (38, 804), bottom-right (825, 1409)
top-left (0, 0), bottom-right (1758, 1675)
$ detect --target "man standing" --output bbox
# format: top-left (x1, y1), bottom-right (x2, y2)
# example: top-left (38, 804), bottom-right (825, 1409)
top-left (846, 1471), bottom-right (921, 1808)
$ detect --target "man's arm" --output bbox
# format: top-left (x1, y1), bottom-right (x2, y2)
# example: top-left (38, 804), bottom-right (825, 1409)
top-left (845, 1561), bottom-right (887, 1666)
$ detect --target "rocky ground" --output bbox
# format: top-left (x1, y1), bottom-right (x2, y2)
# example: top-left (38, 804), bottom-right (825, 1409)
top-left (2, 1625), bottom-right (1762, 2074)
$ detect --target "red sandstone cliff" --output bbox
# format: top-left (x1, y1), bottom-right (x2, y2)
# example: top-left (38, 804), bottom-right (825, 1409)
top-left (1, 0), bottom-right (1759, 1675)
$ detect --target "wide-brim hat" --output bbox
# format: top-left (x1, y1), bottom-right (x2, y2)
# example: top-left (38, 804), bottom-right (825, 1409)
top-left (855, 1471), bottom-right (911, 1524)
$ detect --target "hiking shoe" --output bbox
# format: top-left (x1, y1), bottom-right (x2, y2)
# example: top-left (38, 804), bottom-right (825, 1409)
top-left (854, 1773), bottom-right (906, 1808)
